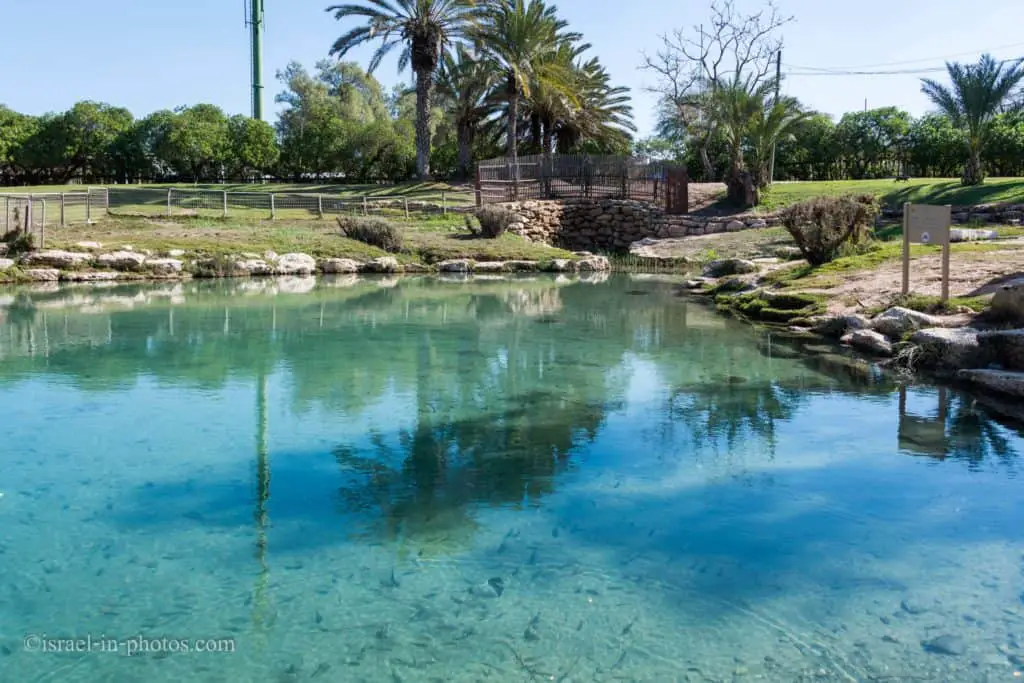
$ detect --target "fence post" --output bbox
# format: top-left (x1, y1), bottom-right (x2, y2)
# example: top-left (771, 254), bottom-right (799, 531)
top-left (85, 191), bottom-right (92, 223)
top-left (40, 200), bottom-right (46, 248)
top-left (104, 187), bottom-right (110, 215)
top-left (60, 193), bottom-right (66, 226)
top-left (404, 197), bottom-right (409, 220)
top-left (362, 196), bottom-right (368, 216)
top-left (270, 193), bottom-right (276, 220)
top-left (167, 188), bottom-right (173, 216)
top-left (474, 167), bottom-right (482, 208)
top-left (4, 196), bottom-right (9, 232)
top-left (223, 191), bottom-right (228, 219)
top-left (317, 194), bottom-right (324, 218)
top-left (442, 192), bottom-right (447, 216)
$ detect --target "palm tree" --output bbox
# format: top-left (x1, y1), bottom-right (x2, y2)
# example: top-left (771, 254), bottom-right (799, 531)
top-left (435, 45), bottom-right (499, 179)
top-left (326, 0), bottom-right (480, 180)
top-left (472, 0), bottom-right (579, 178)
top-left (749, 95), bottom-right (811, 187)
top-left (921, 54), bottom-right (1024, 186)
top-left (553, 57), bottom-right (635, 153)
top-left (708, 80), bottom-right (768, 205)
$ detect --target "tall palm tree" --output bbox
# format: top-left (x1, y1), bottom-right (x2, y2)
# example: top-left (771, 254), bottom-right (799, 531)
top-left (553, 57), bottom-right (635, 153)
top-left (749, 95), bottom-right (811, 187)
top-left (326, 0), bottom-right (480, 180)
top-left (472, 0), bottom-right (579, 178)
top-left (435, 45), bottom-right (499, 179)
top-left (708, 80), bottom-right (769, 204)
top-left (921, 54), bottom-right (1024, 186)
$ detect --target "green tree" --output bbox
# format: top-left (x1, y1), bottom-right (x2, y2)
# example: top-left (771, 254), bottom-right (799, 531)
top-left (553, 57), bottom-right (635, 154)
top-left (275, 62), bottom-right (351, 181)
top-left (326, 0), bottom-right (481, 181)
top-left (473, 0), bottom-right (578, 175)
top-left (228, 115), bottom-right (280, 180)
top-left (315, 59), bottom-right (391, 123)
top-left (773, 112), bottom-right (838, 180)
top-left (921, 54), bottom-right (1024, 185)
top-left (61, 101), bottom-right (135, 181)
top-left (835, 107), bottom-right (911, 179)
top-left (748, 95), bottom-right (811, 187)
top-left (435, 45), bottom-right (499, 179)
top-left (983, 112), bottom-right (1024, 176)
top-left (0, 106), bottom-right (37, 184)
top-left (163, 104), bottom-right (231, 182)
top-left (906, 113), bottom-right (964, 177)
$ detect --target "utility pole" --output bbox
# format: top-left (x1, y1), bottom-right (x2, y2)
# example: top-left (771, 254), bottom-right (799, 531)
top-left (768, 48), bottom-right (782, 185)
top-left (248, 0), bottom-right (265, 120)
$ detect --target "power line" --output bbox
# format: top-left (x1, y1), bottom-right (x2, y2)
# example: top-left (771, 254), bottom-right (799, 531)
top-left (784, 40), bottom-right (1024, 71)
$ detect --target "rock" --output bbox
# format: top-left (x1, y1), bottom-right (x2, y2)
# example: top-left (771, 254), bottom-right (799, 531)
top-left (900, 598), bottom-right (929, 615)
top-left (275, 253), bottom-right (316, 275)
top-left (725, 219), bottom-right (746, 232)
top-left (577, 255), bottom-right (610, 272)
top-left (911, 327), bottom-right (988, 369)
top-left (469, 577), bottom-right (505, 599)
top-left (977, 329), bottom-right (1024, 370)
top-left (61, 271), bottom-right (120, 282)
top-left (319, 258), bottom-right (362, 274)
top-left (949, 228), bottom-right (998, 242)
top-left (544, 259), bottom-right (577, 273)
top-left (363, 257), bottom-right (402, 274)
top-left (24, 268), bottom-right (60, 281)
top-left (20, 250), bottom-right (92, 268)
top-left (234, 259), bottom-right (273, 276)
top-left (958, 369), bottom-right (1024, 398)
top-left (679, 278), bottom-right (713, 290)
top-left (74, 241), bottom-right (103, 250)
top-left (474, 261), bottom-right (507, 273)
top-left (264, 250), bottom-right (279, 262)
top-left (0, 258), bottom-right (14, 272)
top-left (437, 259), bottom-right (474, 273)
top-left (842, 329), bottom-right (893, 356)
top-left (746, 218), bottom-right (768, 229)
top-left (94, 251), bottom-right (147, 271)
top-left (872, 306), bottom-right (944, 339)
top-left (703, 258), bottom-right (757, 278)
top-left (276, 276), bottom-right (317, 294)
top-left (402, 262), bottom-right (430, 273)
top-left (168, 249), bottom-right (186, 257)
top-left (922, 635), bottom-right (966, 656)
top-left (809, 314), bottom-right (870, 338)
top-left (991, 278), bottom-right (1024, 322)
top-left (146, 258), bottom-right (184, 275)
top-left (772, 246), bottom-right (804, 261)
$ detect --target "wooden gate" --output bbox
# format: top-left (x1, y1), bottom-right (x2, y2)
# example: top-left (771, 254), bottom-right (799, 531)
top-left (665, 168), bottom-right (689, 215)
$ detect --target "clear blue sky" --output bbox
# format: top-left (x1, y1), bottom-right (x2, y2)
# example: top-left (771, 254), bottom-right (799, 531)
top-left (2, 0), bottom-right (1023, 136)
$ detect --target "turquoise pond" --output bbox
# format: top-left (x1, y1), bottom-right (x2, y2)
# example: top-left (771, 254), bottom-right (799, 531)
top-left (0, 274), bottom-right (1022, 682)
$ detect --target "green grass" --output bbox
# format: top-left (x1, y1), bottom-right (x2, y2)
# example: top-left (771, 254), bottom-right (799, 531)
top-left (759, 177), bottom-right (1024, 212)
top-left (866, 293), bottom-right (990, 316)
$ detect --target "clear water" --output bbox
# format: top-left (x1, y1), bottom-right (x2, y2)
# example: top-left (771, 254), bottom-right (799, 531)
top-left (1, 275), bottom-right (1022, 683)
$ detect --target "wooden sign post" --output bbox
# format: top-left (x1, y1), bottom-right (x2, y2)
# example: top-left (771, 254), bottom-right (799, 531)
top-left (902, 203), bottom-right (952, 302)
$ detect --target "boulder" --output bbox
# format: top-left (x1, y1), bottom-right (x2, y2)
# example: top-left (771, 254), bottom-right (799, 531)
top-left (74, 241), bottom-right (103, 250)
top-left (990, 277), bottom-right (1024, 322)
top-left (910, 327), bottom-right (988, 369)
top-left (474, 261), bottom-right (507, 273)
top-left (275, 252), bottom-right (316, 275)
top-left (94, 251), bottom-right (147, 271)
top-left (21, 250), bottom-right (92, 268)
top-left (24, 268), bottom-right (60, 281)
top-left (842, 329), bottom-right (893, 357)
top-left (808, 314), bottom-right (870, 338)
top-left (871, 307), bottom-right (944, 339)
top-left (504, 260), bottom-right (539, 272)
top-left (977, 329), bottom-right (1024, 371)
top-left (402, 262), bottom-right (431, 273)
top-left (773, 246), bottom-right (804, 261)
top-left (0, 258), bottom-right (14, 271)
top-left (363, 256), bottom-right (402, 273)
top-left (319, 258), bottom-right (362, 274)
top-left (745, 218), bottom-right (768, 229)
top-left (234, 259), bottom-right (273, 276)
top-left (702, 258), bottom-right (757, 278)
top-left (437, 259), bottom-right (474, 273)
top-left (957, 369), bottom-right (1024, 398)
top-left (577, 255), bottom-right (610, 272)
top-left (61, 271), bottom-right (121, 282)
top-left (949, 228), bottom-right (998, 243)
top-left (725, 220), bottom-right (746, 232)
top-left (544, 259), bottom-right (577, 273)
top-left (146, 258), bottom-right (184, 276)
top-left (168, 249), bottom-right (186, 257)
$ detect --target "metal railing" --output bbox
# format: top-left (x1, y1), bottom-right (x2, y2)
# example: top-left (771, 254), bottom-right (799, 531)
top-left (1, 189), bottom-right (109, 246)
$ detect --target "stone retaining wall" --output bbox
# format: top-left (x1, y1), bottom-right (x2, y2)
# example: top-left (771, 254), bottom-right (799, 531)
top-left (881, 204), bottom-right (1024, 225)
top-left (499, 199), bottom-right (778, 251)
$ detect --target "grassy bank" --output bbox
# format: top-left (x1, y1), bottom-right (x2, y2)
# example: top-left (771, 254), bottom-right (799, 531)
top-left (758, 177), bottom-right (1024, 212)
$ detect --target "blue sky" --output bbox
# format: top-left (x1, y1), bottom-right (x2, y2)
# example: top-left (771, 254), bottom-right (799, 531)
top-left (2, 0), bottom-right (1023, 136)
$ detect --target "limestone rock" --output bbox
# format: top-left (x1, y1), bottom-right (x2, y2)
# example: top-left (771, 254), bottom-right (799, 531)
top-left (504, 260), bottom-right (539, 272)
top-left (958, 369), bottom-right (1024, 398)
top-left (319, 258), bottom-right (362, 274)
top-left (275, 252), bottom-right (316, 275)
top-left (977, 329), bottom-right (1024, 371)
top-left (146, 258), bottom-right (184, 275)
top-left (0, 258), bottom-right (14, 271)
top-left (949, 228), bottom-right (997, 242)
top-left (991, 277), bottom-right (1024, 322)
top-left (871, 306), bottom-right (943, 339)
top-left (725, 219), bottom-right (746, 232)
top-left (24, 268), bottom-right (60, 281)
top-left (922, 635), bottom-right (966, 656)
top-left (544, 259), bottom-right (577, 273)
top-left (438, 259), bottom-right (474, 273)
top-left (74, 241), bottom-right (103, 250)
top-left (61, 271), bottom-right (121, 282)
top-left (234, 259), bottom-right (273, 276)
top-left (842, 329), bottom-right (893, 356)
top-left (702, 258), bottom-right (757, 278)
top-left (745, 218), bottom-right (768, 229)
top-left (911, 327), bottom-right (988, 369)
top-left (168, 249), bottom-right (186, 257)
top-left (474, 261), bottom-right (506, 273)
top-left (363, 257), bottom-right (402, 273)
top-left (577, 255), bottom-right (610, 272)
top-left (773, 246), bottom-right (804, 261)
top-left (21, 250), bottom-right (92, 268)
top-left (808, 314), bottom-right (869, 338)
top-left (95, 251), bottom-right (147, 271)
top-left (402, 262), bottom-right (430, 273)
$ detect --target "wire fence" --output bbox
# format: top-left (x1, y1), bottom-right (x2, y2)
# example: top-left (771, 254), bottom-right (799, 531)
top-left (0, 187), bottom-right (476, 243)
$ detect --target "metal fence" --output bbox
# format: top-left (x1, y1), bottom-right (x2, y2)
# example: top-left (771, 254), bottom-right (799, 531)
top-left (476, 154), bottom-right (687, 206)
top-left (0, 186), bottom-right (474, 241)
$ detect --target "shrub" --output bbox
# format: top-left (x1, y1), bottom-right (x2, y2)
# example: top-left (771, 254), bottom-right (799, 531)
top-left (1, 229), bottom-right (35, 256)
top-left (475, 205), bottom-right (515, 238)
top-left (780, 194), bottom-right (880, 266)
top-left (337, 216), bottom-right (404, 253)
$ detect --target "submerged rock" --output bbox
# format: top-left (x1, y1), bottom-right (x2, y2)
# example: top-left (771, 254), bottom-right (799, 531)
top-left (922, 635), bottom-right (966, 656)
top-left (702, 258), bottom-right (757, 278)
top-left (872, 306), bottom-right (944, 339)
top-left (958, 369), bottom-right (1024, 398)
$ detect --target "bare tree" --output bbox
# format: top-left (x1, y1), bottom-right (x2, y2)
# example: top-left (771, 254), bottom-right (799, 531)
top-left (642, 0), bottom-right (792, 181)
